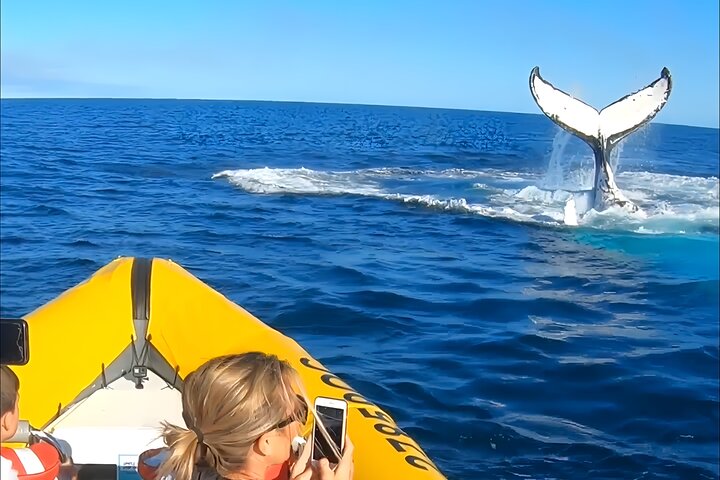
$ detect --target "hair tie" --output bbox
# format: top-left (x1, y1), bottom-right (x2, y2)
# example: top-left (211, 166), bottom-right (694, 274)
top-left (190, 425), bottom-right (205, 445)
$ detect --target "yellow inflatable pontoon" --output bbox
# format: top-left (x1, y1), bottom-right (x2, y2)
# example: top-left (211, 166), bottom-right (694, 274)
top-left (10, 257), bottom-right (446, 480)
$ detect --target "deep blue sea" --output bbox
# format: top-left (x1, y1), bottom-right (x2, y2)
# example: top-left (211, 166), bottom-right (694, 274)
top-left (1, 99), bottom-right (718, 479)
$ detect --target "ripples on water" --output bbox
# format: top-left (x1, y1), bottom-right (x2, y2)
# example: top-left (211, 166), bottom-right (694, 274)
top-left (1, 100), bottom-right (718, 479)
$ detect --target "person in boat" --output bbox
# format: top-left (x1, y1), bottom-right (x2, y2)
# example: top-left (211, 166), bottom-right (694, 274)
top-left (0, 365), bottom-right (20, 480)
top-left (1, 365), bottom-right (74, 480)
top-left (138, 352), bottom-right (354, 480)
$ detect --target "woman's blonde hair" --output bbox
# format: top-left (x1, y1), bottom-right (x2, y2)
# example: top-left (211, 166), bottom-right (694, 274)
top-left (157, 352), bottom-right (308, 480)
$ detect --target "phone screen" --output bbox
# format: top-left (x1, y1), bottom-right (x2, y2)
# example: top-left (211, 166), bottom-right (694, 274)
top-left (312, 405), bottom-right (344, 463)
top-left (0, 319), bottom-right (28, 365)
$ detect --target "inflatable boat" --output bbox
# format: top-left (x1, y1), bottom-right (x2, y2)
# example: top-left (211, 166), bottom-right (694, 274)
top-left (8, 257), bottom-right (446, 480)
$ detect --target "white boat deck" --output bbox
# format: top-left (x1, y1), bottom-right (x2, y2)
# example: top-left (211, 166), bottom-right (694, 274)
top-left (45, 371), bottom-right (183, 465)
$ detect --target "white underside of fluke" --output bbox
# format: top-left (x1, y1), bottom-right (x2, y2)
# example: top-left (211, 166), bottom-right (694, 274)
top-left (43, 371), bottom-right (183, 465)
top-left (530, 76), bottom-right (600, 139)
top-left (529, 67), bottom-right (672, 144)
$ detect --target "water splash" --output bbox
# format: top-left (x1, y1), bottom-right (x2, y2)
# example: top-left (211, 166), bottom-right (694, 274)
top-left (539, 129), bottom-right (596, 191)
top-left (540, 128), bottom-right (572, 190)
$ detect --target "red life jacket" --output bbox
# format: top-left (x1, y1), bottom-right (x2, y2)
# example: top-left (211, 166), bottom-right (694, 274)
top-left (1, 441), bottom-right (61, 480)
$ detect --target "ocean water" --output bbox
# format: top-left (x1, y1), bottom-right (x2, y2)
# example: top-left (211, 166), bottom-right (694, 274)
top-left (1, 99), bottom-right (718, 479)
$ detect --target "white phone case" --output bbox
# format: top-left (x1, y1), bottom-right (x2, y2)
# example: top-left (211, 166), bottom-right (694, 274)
top-left (311, 397), bottom-right (348, 461)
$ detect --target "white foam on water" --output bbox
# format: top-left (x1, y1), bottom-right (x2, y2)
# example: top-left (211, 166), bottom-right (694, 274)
top-left (510, 186), bottom-right (574, 204)
top-left (212, 166), bottom-right (719, 235)
top-left (212, 167), bottom-right (384, 196)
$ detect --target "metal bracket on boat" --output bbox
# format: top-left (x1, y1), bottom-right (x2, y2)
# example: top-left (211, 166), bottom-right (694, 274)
top-left (101, 363), bottom-right (108, 388)
top-left (162, 365), bottom-right (181, 391)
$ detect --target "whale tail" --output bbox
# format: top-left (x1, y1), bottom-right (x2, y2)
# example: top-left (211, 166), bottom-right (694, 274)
top-left (529, 66), bottom-right (672, 150)
top-left (529, 67), bottom-right (672, 222)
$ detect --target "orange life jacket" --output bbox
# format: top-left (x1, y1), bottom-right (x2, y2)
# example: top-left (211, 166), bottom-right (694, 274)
top-left (0, 441), bottom-right (61, 480)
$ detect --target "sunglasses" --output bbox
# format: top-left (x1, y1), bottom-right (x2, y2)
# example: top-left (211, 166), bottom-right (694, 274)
top-left (274, 394), bottom-right (309, 430)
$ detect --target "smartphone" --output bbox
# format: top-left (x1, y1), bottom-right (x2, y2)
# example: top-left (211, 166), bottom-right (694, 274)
top-left (311, 397), bottom-right (347, 464)
top-left (0, 318), bottom-right (29, 365)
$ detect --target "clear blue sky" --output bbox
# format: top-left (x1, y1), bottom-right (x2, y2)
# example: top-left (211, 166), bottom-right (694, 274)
top-left (2, 0), bottom-right (718, 127)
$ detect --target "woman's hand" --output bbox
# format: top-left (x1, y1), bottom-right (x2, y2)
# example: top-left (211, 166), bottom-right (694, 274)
top-left (289, 436), bottom-right (313, 480)
top-left (313, 436), bottom-right (354, 480)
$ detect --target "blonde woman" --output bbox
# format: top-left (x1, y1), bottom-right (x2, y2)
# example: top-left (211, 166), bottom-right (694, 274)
top-left (138, 352), bottom-right (353, 480)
